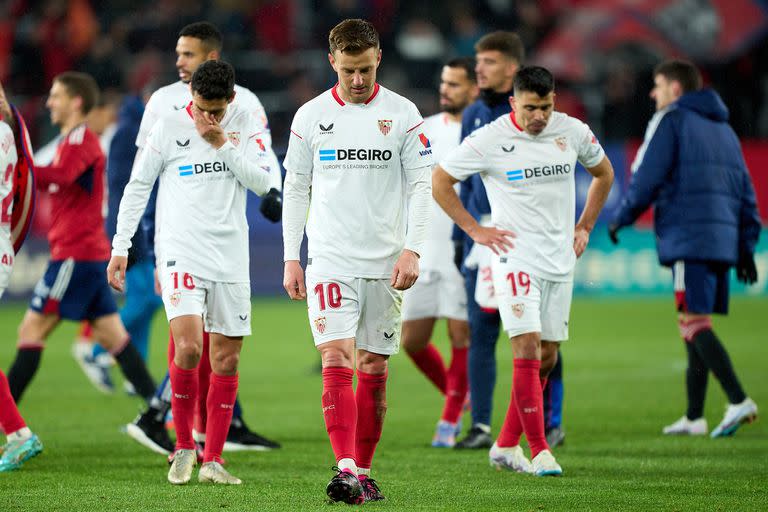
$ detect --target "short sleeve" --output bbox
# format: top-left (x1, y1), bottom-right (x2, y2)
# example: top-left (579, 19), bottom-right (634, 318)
top-left (574, 121), bottom-right (605, 168)
top-left (440, 127), bottom-right (488, 181)
top-left (400, 103), bottom-right (433, 171)
top-left (283, 108), bottom-right (313, 175)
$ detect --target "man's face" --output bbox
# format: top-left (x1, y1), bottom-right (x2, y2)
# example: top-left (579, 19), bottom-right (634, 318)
top-left (650, 74), bottom-right (680, 111)
top-left (475, 50), bottom-right (517, 91)
top-left (46, 81), bottom-right (78, 127)
top-left (176, 36), bottom-right (217, 83)
top-left (511, 90), bottom-right (555, 136)
top-left (329, 47), bottom-right (381, 104)
top-left (191, 91), bottom-right (231, 123)
top-left (439, 66), bottom-right (478, 115)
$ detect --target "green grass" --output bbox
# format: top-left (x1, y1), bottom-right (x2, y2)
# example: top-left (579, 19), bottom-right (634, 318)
top-left (0, 296), bottom-right (765, 511)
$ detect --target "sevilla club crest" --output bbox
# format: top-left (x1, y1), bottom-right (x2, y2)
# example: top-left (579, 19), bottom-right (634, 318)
top-left (554, 137), bottom-right (567, 152)
top-left (227, 131), bottom-right (241, 147)
top-left (169, 292), bottom-right (181, 307)
top-left (378, 120), bottom-right (392, 136)
top-left (314, 316), bottom-right (327, 334)
top-left (512, 303), bottom-right (525, 319)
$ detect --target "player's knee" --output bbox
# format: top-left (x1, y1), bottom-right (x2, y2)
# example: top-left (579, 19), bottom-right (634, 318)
top-left (357, 352), bottom-right (388, 375)
top-left (448, 324), bottom-right (470, 348)
top-left (678, 315), bottom-right (712, 342)
top-left (540, 344), bottom-right (558, 376)
top-left (211, 351), bottom-right (239, 375)
top-left (320, 346), bottom-right (353, 368)
top-left (175, 337), bottom-right (202, 366)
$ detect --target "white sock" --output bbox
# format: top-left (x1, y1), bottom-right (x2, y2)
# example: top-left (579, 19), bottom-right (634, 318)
top-left (358, 467), bottom-right (371, 477)
top-left (7, 427), bottom-right (33, 442)
top-left (193, 430), bottom-right (206, 443)
top-left (337, 458), bottom-right (357, 474)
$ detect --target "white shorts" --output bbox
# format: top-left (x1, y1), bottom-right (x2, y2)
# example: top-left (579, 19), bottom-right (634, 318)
top-left (491, 261), bottom-right (572, 342)
top-left (305, 270), bottom-right (403, 355)
top-left (159, 265), bottom-right (251, 337)
top-left (402, 269), bottom-right (468, 321)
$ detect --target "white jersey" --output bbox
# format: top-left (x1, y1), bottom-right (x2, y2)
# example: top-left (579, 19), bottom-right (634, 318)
top-left (283, 84), bottom-right (433, 278)
top-left (0, 121), bottom-right (17, 273)
top-left (420, 113), bottom-right (461, 271)
top-left (136, 80), bottom-right (282, 190)
top-left (441, 112), bottom-right (605, 281)
top-left (113, 103), bottom-right (272, 282)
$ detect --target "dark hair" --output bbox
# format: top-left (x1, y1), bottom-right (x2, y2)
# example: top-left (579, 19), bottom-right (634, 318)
top-left (513, 66), bottom-right (555, 97)
top-left (653, 59), bottom-right (702, 93)
top-left (329, 19), bottom-right (380, 54)
top-left (190, 60), bottom-right (235, 100)
top-left (54, 72), bottom-right (100, 115)
top-left (445, 57), bottom-right (476, 82)
top-left (474, 31), bottom-right (525, 64)
top-left (179, 22), bottom-right (223, 52)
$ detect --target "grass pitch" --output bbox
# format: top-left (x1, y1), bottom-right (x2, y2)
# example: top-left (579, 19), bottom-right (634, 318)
top-left (0, 296), bottom-right (765, 511)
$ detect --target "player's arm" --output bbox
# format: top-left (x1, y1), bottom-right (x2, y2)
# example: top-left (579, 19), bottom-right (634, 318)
top-left (736, 162), bottom-right (761, 285)
top-left (281, 120), bottom-right (313, 300)
top-left (392, 163), bottom-right (431, 291)
top-left (574, 155), bottom-right (614, 257)
top-left (610, 115), bottom-right (676, 240)
top-left (108, 138), bottom-right (164, 291)
top-left (34, 140), bottom-right (93, 188)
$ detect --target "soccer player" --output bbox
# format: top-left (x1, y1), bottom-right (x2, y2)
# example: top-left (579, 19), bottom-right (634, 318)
top-left (433, 66), bottom-right (614, 476)
top-left (109, 60), bottom-right (273, 485)
top-left (609, 59), bottom-right (760, 438)
top-left (5, 72), bottom-right (157, 407)
top-left (282, 19), bottom-right (432, 503)
top-left (125, 21), bottom-right (281, 455)
top-left (0, 110), bottom-right (43, 473)
top-left (401, 57), bottom-right (477, 448)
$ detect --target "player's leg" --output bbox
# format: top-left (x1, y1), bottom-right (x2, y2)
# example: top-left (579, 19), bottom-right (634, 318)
top-left (7, 309), bottom-right (59, 402)
top-left (544, 351), bottom-right (565, 447)
top-left (402, 275), bottom-right (446, 394)
top-left (194, 332), bottom-right (211, 445)
top-left (0, 369), bottom-right (43, 472)
top-left (71, 321), bottom-right (114, 394)
top-left (456, 266), bottom-right (499, 449)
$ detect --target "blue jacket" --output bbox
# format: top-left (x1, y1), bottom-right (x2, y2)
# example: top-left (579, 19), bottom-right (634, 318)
top-left (454, 92), bottom-right (513, 262)
top-left (106, 96), bottom-right (154, 263)
top-left (613, 89), bottom-right (761, 266)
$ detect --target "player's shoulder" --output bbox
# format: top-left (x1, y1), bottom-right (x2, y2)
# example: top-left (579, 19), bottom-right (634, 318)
top-left (0, 121), bottom-right (14, 156)
top-left (549, 111), bottom-right (590, 135)
top-left (233, 84), bottom-right (263, 107)
top-left (66, 124), bottom-right (93, 146)
top-left (292, 89), bottom-right (335, 126)
top-left (423, 112), bottom-right (446, 130)
top-left (147, 81), bottom-right (187, 105)
top-left (377, 85), bottom-right (420, 115)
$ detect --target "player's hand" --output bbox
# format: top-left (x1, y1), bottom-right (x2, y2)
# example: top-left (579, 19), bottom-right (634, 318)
top-left (259, 188), bottom-right (282, 222)
top-left (453, 239), bottom-right (464, 272)
top-left (192, 106), bottom-right (227, 149)
top-left (736, 252), bottom-right (758, 285)
top-left (283, 260), bottom-right (306, 300)
top-left (573, 226), bottom-right (590, 258)
top-left (608, 223), bottom-right (620, 245)
top-left (107, 255), bottom-right (128, 292)
top-left (391, 249), bottom-right (419, 290)
top-left (467, 225), bottom-right (515, 255)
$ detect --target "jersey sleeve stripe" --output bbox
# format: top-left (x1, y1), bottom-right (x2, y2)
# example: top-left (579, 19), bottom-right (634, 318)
top-left (465, 140), bottom-right (483, 157)
top-left (290, 129), bottom-right (304, 140)
top-left (406, 121), bottom-right (424, 133)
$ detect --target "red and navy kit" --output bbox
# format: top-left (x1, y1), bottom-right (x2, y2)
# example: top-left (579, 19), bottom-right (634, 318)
top-left (30, 124), bottom-right (116, 320)
top-left (35, 124), bottom-right (110, 261)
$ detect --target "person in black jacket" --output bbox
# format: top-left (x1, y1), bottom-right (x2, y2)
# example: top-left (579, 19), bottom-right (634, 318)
top-left (610, 59), bottom-right (761, 438)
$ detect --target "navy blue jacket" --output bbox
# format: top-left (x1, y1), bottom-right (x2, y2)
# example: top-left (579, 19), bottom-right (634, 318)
top-left (613, 89), bottom-right (761, 266)
top-left (106, 96), bottom-right (155, 263)
top-left (454, 92), bottom-right (513, 262)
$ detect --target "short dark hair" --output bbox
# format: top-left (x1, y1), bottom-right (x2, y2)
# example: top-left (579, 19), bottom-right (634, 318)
top-left (179, 22), bottom-right (223, 52)
top-left (654, 59), bottom-right (702, 93)
top-left (474, 31), bottom-right (525, 64)
top-left (54, 72), bottom-right (100, 115)
top-left (329, 19), bottom-right (380, 54)
top-left (445, 57), bottom-right (476, 82)
top-left (513, 66), bottom-right (555, 97)
top-left (190, 60), bottom-right (235, 101)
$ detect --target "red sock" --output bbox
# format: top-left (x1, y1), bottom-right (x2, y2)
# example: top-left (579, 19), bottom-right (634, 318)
top-left (0, 370), bottom-right (26, 434)
top-left (513, 358), bottom-right (548, 458)
top-left (355, 369), bottom-right (387, 470)
top-left (203, 372), bottom-right (238, 464)
top-left (497, 385), bottom-right (523, 447)
top-left (170, 361), bottom-right (198, 451)
top-left (322, 367), bottom-right (356, 462)
top-left (407, 343), bottom-right (447, 395)
top-left (440, 347), bottom-right (468, 423)
top-left (195, 332), bottom-right (212, 436)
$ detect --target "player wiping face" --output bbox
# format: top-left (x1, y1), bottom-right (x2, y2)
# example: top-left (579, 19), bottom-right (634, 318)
top-left (190, 90), bottom-right (234, 149)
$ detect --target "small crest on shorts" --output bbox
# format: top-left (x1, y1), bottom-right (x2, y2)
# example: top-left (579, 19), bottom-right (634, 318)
top-left (511, 303), bottom-right (525, 318)
top-left (314, 316), bottom-right (327, 334)
top-left (227, 131), bottom-right (241, 147)
top-left (554, 137), bottom-right (567, 151)
top-left (378, 119), bottom-right (392, 136)
top-left (170, 292), bottom-right (181, 307)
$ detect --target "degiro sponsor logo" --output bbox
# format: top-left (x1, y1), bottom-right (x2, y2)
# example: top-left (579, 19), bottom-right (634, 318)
top-left (506, 163), bottom-right (572, 182)
top-left (178, 162), bottom-right (231, 176)
top-left (318, 149), bottom-right (393, 161)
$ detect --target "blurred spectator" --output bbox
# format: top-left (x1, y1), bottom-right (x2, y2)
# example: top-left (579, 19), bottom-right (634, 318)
top-left (395, 18), bottom-right (445, 88)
